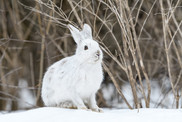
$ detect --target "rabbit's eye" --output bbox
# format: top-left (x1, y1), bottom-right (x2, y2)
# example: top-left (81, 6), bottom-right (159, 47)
top-left (84, 45), bottom-right (88, 50)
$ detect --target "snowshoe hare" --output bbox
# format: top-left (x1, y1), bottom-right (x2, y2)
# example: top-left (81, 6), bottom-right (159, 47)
top-left (41, 24), bottom-right (103, 112)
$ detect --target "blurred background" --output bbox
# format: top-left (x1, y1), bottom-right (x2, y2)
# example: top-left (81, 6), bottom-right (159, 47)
top-left (0, 0), bottom-right (182, 111)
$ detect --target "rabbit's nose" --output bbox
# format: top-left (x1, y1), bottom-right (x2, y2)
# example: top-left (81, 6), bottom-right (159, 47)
top-left (96, 50), bottom-right (100, 57)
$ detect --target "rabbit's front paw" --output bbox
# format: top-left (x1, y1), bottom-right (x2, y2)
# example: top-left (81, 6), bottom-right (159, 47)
top-left (91, 107), bottom-right (103, 113)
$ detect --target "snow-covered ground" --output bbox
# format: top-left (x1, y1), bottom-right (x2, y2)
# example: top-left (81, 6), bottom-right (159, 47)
top-left (0, 107), bottom-right (182, 122)
top-left (1, 77), bottom-right (181, 122)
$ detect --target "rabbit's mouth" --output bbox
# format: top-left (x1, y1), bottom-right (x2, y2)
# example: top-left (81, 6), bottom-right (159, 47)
top-left (94, 55), bottom-right (101, 62)
top-left (93, 50), bottom-right (102, 62)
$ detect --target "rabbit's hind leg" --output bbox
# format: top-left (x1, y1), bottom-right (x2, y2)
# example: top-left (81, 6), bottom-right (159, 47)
top-left (59, 101), bottom-right (76, 109)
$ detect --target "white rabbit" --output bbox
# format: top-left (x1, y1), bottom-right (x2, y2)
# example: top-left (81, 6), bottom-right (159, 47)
top-left (41, 24), bottom-right (103, 112)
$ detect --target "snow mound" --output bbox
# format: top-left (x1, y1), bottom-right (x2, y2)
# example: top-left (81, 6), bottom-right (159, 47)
top-left (0, 107), bottom-right (182, 122)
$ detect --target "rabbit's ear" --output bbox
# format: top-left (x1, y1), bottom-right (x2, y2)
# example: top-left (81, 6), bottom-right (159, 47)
top-left (68, 24), bottom-right (81, 44)
top-left (82, 24), bottom-right (92, 39)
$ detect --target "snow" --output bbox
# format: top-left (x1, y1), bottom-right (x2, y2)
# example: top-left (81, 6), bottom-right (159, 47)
top-left (0, 107), bottom-right (182, 122)
top-left (1, 77), bottom-right (181, 122)
top-left (18, 79), bottom-right (36, 109)
top-left (102, 78), bottom-right (182, 108)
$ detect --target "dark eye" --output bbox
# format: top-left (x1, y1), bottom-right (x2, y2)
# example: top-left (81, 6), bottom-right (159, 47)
top-left (84, 45), bottom-right (88, 50)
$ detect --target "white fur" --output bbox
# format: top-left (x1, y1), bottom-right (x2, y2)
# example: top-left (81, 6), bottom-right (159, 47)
top-left (41, 24), bottom-right (103, 112)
